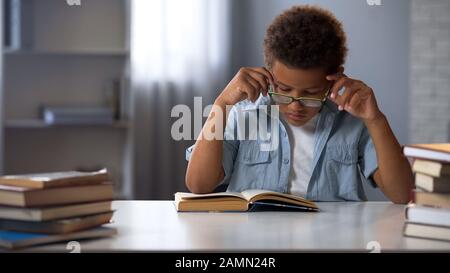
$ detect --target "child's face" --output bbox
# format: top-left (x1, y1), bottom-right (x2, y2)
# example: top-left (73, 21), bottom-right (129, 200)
top-left (271, 61), bottom-right (331, 127)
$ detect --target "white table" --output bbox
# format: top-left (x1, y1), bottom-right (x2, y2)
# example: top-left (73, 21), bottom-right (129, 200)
top-left (26, 201), bottom-right (450, 252)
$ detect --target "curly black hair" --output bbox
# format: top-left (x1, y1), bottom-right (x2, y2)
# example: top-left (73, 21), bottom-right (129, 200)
top-left (264, 5), bottom-right (348, 74)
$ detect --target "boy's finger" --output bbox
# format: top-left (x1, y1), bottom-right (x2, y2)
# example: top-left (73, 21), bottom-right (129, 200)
top-left (248, 71), bottom-right (269, 95)
top-left (246, 76), bottom-right (265, 97)
top-left (326, 74), bottom-right (339, 81)
top-left (329, 76), bottom-right (350, 100)
top-left (340, 87), bottom-right (361, 110)
top-left (249, 67), bottom-right (274, 85)
top-left (334, 86), bottom-right (357, 110)
top-left (346, 91), bottom-right (362, 110)
top-left (326, 73), bottom-right (346, 81)
top-left (246, 75), bottom-right (261, 90)
top-left (344, 82), bottom-right (366, 106)
top-left (249, 84), bottom-right (260, 102)
top-left (238, 81), bottom-right (257, 102)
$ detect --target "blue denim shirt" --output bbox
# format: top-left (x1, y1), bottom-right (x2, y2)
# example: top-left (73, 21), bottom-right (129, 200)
top-left (186, 95), bottom-right (379, 201)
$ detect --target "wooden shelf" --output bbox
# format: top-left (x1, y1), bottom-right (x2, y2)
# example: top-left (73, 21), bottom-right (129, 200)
top-left (0, 0), bottom-right (131, 197)
top-left (3, 49), bottom-right (129, 57)
top-left (5, 119), bottom-right (130, 129)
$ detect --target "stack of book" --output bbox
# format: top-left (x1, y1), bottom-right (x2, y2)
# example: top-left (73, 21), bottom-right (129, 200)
top-left (0, 169), bottom-right (116, 249)
top-left (403, 143), bottom-right (450, 242)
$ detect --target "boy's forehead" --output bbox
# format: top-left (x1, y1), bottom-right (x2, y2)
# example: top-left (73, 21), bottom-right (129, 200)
top-left (272, 61), bottom-right (327, 87)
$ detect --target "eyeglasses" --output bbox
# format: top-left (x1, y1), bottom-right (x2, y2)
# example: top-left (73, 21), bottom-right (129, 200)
top-left (268, 84), bottom-right (331, 108)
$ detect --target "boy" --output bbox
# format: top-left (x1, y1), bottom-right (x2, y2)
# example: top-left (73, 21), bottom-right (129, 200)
top-left (185, 5), bottom-right (413, 203)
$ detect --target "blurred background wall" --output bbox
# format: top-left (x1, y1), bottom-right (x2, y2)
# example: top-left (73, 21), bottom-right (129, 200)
top-left (0, 0), bottom-right (449, 200)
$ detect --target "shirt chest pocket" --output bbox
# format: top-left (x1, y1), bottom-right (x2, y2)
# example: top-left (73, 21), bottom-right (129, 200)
top-left (324, 145), bottom-right (361, 198)
top-left (236, 141), bottom-right (271, 165)
top-left (231, 141), bottom-right (272, 191)
top-left (327, 145), bottom-right (358, 164)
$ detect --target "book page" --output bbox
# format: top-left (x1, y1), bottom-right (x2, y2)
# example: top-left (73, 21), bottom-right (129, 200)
top-left (240, 189), bottom-right (277, 201)
top-left (241, 189), bottom-right (315, 205)
top-left (174, 192), bottom-right (245, 200)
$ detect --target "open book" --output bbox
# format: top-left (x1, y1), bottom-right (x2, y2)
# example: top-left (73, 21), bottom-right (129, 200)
top-left (174, 189), bottom-right (319, 212)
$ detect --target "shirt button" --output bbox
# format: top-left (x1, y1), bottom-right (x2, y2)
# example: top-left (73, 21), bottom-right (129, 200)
top-left (283, 131), bottom-right (287, 137)
top-left (283, 159), bottom-right (290, 164)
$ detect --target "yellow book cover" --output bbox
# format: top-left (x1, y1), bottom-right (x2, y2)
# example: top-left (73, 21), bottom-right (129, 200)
top-left (174, 189), bottom-right (319, 212)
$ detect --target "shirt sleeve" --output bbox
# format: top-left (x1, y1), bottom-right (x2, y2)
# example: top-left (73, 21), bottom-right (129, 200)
top-left (185, 140), bottom-right (238, 186)
top-left (358, 125), bottom-right (379, 187)
top-left (185, 106), bottom-right (240, 187)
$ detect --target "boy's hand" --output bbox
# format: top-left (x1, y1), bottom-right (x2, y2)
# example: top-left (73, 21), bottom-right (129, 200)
top-left (215, 67), bottom-right (274, 106)
top-left (326, 74), bottom-right (384, 124)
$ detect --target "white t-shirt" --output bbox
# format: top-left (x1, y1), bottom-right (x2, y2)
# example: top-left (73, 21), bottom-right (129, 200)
top-left (284, 115), bottom-right (318, 198)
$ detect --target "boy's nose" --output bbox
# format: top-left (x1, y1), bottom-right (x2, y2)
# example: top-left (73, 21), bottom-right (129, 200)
top-left (288, 100), bottom-right (305, 111)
